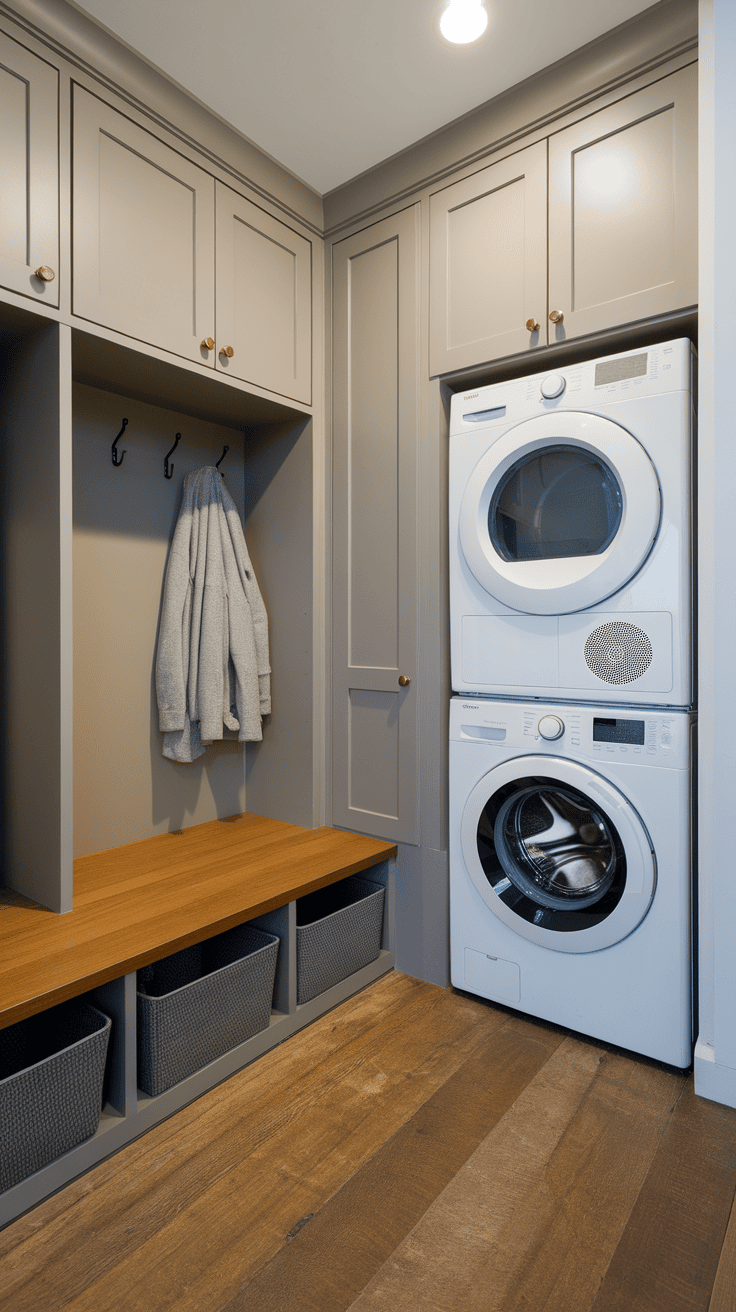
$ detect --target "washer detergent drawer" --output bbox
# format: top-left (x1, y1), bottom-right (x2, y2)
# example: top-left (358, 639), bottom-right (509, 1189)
top-left (464, 948), bottom-right (520, 1003)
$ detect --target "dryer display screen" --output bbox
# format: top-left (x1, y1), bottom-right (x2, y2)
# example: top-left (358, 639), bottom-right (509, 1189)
top-left (594, 353), bottom-right (647, 386)
top-left (593, 717), bottom-right (645, 745)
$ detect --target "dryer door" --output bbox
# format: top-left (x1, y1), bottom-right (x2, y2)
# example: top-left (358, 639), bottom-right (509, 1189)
top-left (460, 755), bottom-right (656, 953)
top-left (459, 411), bottom-right (661, 614)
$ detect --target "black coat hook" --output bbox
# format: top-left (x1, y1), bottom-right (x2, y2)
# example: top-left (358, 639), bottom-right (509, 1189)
top-left (111, 418), bottom-right (128, 467)
top-left (216, 444), bottom-right (229, 471)
top-left (164, 432), bottom-right (181, 480)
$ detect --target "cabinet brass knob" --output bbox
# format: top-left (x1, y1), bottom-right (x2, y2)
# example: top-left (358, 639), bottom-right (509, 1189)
top-left (398, 675), bottom-right (411, 687)
top-left (200, 337), bottom-right (215, 350)
top-left (525, 318), bottom-right (540, 333)
top-left (219, 345), bottom-right (235, 358)
top-left (34, 265), bottom-right (55, 282)
top-left (549, 310), bottom-right (564, 325)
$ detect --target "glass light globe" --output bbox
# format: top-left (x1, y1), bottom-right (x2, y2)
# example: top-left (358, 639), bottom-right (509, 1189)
top-left (440, 0), bottom-right (488, 44)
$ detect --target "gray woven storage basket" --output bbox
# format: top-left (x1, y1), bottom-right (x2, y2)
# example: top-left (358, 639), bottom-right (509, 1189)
top-left (137, 923), bottom-right (279, 1097)
top-left (0, 1000), bottom-right (111, 1192)
top-left (296, 875), bottom-right (385, 1005)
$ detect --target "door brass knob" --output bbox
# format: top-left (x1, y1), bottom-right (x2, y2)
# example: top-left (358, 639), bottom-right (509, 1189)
top-left (398, 675), bottom-right (411, 687)
top-left (219, 345), bottom-right (234, 358)
top-left (34, 265), bottom-right (55, 282)
top-left (549, 310), bottom-right (564, 324)
top-left (525, 318), bottom-right (540, 333)
top-left (200, 337), bottom-right (215, 350)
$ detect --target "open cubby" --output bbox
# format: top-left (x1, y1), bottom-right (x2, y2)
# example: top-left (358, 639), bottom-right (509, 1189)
top-left (0, 307), bottom-right (395, 1228)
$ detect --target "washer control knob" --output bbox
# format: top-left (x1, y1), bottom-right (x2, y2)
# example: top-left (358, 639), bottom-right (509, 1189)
top-left (538, 715), bottom-right (564, 740)
top-left (540, 373), bottom-right (566, 399)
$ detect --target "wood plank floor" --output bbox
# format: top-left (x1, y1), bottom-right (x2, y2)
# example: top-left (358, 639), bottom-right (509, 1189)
top-left (3, 972), bottom-right (736, 1312)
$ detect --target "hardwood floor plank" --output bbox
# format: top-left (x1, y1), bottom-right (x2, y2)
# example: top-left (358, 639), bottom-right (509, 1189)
top-left (590, 1085), bottom-right (736, 1312)
top-left (343, 1038), bottom-right (683, 1312)
top-left (222, 1011), bottom-right (565, 1311)
top-left (1, 975), bottom-right (501, 1312)
top-left (709, 1196), bottom-right (736, 1312)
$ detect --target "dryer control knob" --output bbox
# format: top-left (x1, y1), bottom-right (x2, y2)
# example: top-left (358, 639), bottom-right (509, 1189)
top-left (538, 715), bottom-right (564, 740)
top-left (541, 373), bottom-right (566, 399)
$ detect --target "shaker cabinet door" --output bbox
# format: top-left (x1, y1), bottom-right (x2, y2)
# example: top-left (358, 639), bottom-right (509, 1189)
top-left (72, 86), bottom-right (215, 365)
top-left (548, 63), bottom-right (698, 342)
top-left (332, 207), bottom-right (420, 844)
top-left (0, 30), bottom-right (59, 306)
top-left (429, 140), bottom-right (548, 375)
top-left (215, 182), bottom-right (312, 403)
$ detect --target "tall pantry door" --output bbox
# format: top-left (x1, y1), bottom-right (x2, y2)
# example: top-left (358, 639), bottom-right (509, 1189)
top-left (332, 207), bottom-right (419, 844)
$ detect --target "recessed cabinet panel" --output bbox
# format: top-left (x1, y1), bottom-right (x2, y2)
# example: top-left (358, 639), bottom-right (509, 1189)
top-left (348, 238), bottom-right (399, 669)
top-left (215, 182), bottom-right (311, 403)
top-left (332, 207), bottom-right (419, 844)
top-left (0, 31), bottom-right (58, 305)
top-left (348, 690), bottom-right (400, 820)
top-left (72, 85), bottom-right (215, 365)
top-left (548, 64), bottom-right (697, 340)
top-left (429, 141), bottom-right (547, 375)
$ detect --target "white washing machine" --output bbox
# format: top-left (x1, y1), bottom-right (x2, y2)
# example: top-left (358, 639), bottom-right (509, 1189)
top-left (449, 696), bottom-right (693, 1066)
top-left (450, 339), bottom-right (695, 707)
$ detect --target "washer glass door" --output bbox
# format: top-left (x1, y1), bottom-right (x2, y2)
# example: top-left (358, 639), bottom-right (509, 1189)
top-left (459, 412), bottom-right (661, 614)
top-left (460, 757), bottom-right (656, 952)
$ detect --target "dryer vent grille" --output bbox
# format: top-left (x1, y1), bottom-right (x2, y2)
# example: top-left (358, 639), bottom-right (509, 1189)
top-left (584, 622), bottom-right (653, 684)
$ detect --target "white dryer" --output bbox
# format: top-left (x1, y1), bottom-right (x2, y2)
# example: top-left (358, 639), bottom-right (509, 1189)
top-left (449, 696), bottom-right (693, 1066)
top-left (449, 339), bottom-right (695, 707)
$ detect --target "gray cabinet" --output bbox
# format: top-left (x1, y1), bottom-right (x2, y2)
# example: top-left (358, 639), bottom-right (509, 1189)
top-left (429, 64), bottom-right (697, 375)
top-left (332, 206), bottom-right (420, 844)
top-left (215, 181), bottom-right (312, 404)
top-left (72, 90), bottom-right (312, 402)
top-left (0, 29), bottom-right (59, 306)
top-left (548, 64), bottom-right (697, 342)
top-left (429, 142), bottom-right (547, 376)
top-left (72, 85), bottom-right (216, 367)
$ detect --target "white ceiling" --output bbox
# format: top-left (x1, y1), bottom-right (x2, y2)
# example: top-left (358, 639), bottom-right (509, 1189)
top-left (71, 0), bottom-right (657, 195)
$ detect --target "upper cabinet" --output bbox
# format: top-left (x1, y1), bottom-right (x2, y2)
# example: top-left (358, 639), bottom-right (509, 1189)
top-left (548, 65), bottom-right (697, 343)
top-left (71, 87), bottom-right (312, 404)
top-left (0, 30), bottom-right (59, 306)
top-left (429, 142), bottom-right (547, 376)
top-left (72, 86), bottom-right (215, 366)
top-left (429, 63), bottom-right (697, 376)
top-left (215, 182), bottom-right (312, 404)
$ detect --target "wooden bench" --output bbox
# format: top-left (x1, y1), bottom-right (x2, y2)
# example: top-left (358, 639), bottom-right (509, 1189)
top-left (0, 812), bottom-right (397, 1225)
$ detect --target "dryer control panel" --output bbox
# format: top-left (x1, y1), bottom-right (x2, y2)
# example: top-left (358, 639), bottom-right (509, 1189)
top-left (450, 697), bottom-right (691, 770)
top-left (450, 338), bottom-right (694, 437)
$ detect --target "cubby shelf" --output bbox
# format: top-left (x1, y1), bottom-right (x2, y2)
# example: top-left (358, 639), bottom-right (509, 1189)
top-left (0, 812), bottom-right (396, 1227)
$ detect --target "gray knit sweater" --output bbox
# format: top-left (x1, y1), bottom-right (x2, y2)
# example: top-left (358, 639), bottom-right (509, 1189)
top-left (155, 467), bottom-right (271, 762)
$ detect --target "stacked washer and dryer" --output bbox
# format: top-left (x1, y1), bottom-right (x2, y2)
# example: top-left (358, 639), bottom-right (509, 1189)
top-left (449, 339), bottom-right (695, 1066)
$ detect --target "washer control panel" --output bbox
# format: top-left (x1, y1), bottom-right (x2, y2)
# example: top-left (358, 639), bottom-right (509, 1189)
top-left (450, 698), bottom-right (691, 769)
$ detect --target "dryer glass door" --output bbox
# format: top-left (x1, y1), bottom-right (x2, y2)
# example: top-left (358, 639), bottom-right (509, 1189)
top-left (490, 445), bottom-right (622, 562)
top-left (459, 411), bottom-right (661, 614)
top-left (461, 756), bottom-right (656, 952)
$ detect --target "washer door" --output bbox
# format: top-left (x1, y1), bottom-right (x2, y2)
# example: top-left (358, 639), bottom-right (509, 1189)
top-left (460, 756), bottom-right (656, 953)
top-left (459, 412), bottom-right (661, 614)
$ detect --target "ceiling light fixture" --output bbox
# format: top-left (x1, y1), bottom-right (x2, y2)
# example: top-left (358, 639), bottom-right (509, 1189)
top-left (439, 0), bottom-right (488, 45)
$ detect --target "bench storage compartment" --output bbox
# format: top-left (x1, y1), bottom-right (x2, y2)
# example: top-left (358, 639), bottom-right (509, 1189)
top-left (296, 875), bottom-right (385, 1005)
top-left (0, 1000), bottom-right (111, 1192)
top-left (137, 923), bottom-right (279, 1096)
